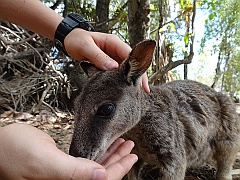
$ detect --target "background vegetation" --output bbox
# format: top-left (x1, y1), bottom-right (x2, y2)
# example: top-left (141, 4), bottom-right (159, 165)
top-left (0, 0), bottom-right (239, 113)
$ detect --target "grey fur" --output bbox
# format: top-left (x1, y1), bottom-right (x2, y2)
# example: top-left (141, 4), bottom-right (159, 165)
top-left (69, 40), bottom-right (240, 180)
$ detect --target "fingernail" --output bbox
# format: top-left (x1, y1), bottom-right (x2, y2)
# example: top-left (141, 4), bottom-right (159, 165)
top-left (105, 60), bottom-right (118, 70)
top-left (146, 86), bottom-right (151, 94)
top-left (133, 154), bottom-right (138, 162)
top-left (92, 169), bottom-right (107, 180)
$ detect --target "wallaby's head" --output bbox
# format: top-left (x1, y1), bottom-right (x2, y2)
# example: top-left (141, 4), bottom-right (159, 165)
top-left (69, 40), bottom-right (156, 161)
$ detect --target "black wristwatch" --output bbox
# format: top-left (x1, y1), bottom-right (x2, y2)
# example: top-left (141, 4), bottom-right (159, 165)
top-left (54, 13), bottom-right (95, 56)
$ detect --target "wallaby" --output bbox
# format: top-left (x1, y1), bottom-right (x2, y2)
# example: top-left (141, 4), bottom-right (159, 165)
top-left (69, 40), bottom-right (240, 180)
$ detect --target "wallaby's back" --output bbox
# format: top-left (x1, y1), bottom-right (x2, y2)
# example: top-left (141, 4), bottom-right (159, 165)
top-left (126, 80), bottom-right (239, 170)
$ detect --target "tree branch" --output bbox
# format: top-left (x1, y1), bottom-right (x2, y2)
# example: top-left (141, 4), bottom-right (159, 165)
top-left (149, 52), bottom-right (194, 84)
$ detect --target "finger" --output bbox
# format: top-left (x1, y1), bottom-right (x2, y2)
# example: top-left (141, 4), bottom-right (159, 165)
top-left (106, 154), bottom-right (138, 180)
top-left (101, 140), bottom-right (135, 168)
top-left (97, 138), bottom-right (125, 164)
top-left (79, 40), bottom-right (119, 70)
top-left (103, 34), bottom-right (131, 64)
top-left (142, 73), bottom-right (150, 94)
top-left (65, 29), bottom-right (119, 70)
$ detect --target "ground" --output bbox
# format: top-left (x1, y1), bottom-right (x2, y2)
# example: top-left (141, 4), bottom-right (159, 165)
top-left (0, 104), bottom-right (240, 180)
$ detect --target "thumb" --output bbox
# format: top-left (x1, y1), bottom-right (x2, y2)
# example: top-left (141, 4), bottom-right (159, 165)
top-left (67, 157), bottom-right (107, 180)
top-left (45, 149), bottom-right (107, 180)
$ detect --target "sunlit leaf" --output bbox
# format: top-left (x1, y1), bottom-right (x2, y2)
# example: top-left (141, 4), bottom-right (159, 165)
top-left (150, 4), bottom-right (155, 11)
top-left (169, 23), bottom-right (176, 31)
top-left (184, 35), bottom-right (189, 45)
top-left (209, 13), bottom-right (215, 21)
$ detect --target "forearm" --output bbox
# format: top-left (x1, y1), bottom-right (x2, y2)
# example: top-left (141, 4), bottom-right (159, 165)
top-left (0, 0), bottom-right (63, 40)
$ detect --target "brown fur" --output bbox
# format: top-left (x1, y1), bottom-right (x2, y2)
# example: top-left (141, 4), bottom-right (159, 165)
top-left (69, 40), bottom-right (240, 180)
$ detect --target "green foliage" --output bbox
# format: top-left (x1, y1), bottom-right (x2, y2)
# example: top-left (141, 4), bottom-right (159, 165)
top-left (65, 0), bottom-right (96, 21)
top-left (168, 23), bottom-right (176, 31)
top-left (179, 0), bottom-right (192, 10)
top-left (200, 0), bottom-right (240, 96)
top-left (108, 1), bottom-right (128, 41)
top-left (184, 34), bottom-right (189, 45)
top-left (42, 0), bottom-right (96, 21)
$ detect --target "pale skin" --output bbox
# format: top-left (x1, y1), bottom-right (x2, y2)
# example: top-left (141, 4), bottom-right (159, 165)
top-left (0, 0), bottom-right (149, 179)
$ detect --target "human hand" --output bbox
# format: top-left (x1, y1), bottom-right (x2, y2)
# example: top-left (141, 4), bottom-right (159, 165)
top-left (0, 123), bottom-right (137, 180)
top-left (64, 29), bottom-right (150, 93)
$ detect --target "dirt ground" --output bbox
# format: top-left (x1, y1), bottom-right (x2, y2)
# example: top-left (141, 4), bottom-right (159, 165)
top-left (0, 104), bottom-right (240, 180)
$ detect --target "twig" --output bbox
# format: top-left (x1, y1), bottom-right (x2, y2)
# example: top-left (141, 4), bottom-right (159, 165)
top-left (150, 11), bottom-right (185, 34)
top-left (0, 33), bottom-right (37, 45)
top-left (0, 25), bottom-right (44, 63)
top-left (34, 78), bottom-right (52, 112)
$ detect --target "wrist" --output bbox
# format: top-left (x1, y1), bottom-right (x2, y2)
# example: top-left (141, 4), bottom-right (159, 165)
top-left (54, 13), bottom-right (94, 56)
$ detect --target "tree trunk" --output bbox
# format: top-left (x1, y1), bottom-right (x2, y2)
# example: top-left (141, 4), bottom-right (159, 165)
top-left (95, 0), bottom-right (110, 33)
top-left (184, 64), bottom-right (188, 79)
top-left (127, 0), bottom-right (150, 47)
top-left (150, 0), bottom-right (171, 85)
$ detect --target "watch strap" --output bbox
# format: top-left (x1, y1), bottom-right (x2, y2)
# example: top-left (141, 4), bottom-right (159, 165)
top-left (54, 13), bottom-right (95, 56)
top-left (68, 13), bottom-right (95, 31)
top-left (54, 16), bottom-right (79, 46)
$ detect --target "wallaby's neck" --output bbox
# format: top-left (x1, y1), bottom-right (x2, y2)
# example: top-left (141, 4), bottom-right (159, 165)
top-left (139, 85), bottom-right (155, 115)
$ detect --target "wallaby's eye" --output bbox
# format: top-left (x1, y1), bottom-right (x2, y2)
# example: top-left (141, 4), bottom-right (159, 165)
top-left (96, 103), bottom-right (116, 118)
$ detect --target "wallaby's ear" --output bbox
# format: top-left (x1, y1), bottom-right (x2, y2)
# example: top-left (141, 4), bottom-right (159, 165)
top-left (80, 61), bottom-right (101, 77)
top-left (121, 40), bottom-right (156, 85)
